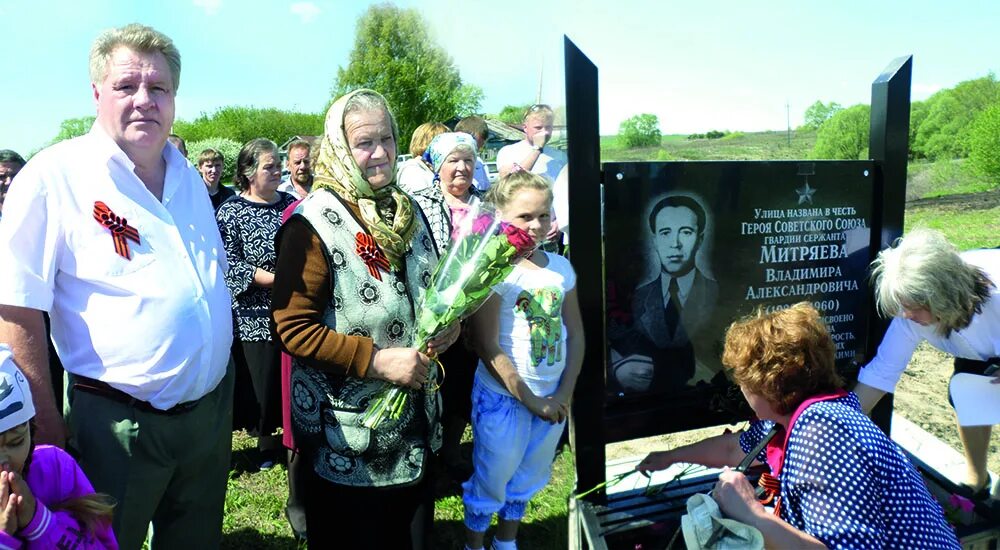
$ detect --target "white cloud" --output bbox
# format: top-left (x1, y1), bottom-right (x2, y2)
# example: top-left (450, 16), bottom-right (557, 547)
top-left (290, 2), bottom-right (321, 24)
top-left (192, 0), bottom-right (221, 16)
top-left (912, 83), bottom-right (944, 101)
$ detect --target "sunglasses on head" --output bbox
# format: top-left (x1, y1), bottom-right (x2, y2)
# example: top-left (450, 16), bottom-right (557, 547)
top-left (524, 104), bottom-right (553, 119)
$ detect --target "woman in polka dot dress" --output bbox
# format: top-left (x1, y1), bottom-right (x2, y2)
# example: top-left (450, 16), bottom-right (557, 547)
top-left (638, 303), bottom-right (960, 549)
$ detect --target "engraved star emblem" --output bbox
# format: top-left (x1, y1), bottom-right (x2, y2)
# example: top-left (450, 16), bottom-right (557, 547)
top-left (796, 182), bottom-right (816, 205)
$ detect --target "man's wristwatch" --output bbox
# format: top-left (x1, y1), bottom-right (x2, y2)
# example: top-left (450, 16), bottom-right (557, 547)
top-left (531, 144), bottom-right (543, 152)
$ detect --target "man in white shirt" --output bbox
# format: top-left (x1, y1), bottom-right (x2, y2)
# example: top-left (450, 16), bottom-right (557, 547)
top-left (0, 24), bottom-right (234, 548)
top-left (496, 104), bottom-right (567, 249)
top-left (277, 139), bottom-right (313, 199)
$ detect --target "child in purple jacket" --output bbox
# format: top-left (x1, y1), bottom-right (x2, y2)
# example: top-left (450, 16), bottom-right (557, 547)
top-left (0, 344), bottom-right (117, 549)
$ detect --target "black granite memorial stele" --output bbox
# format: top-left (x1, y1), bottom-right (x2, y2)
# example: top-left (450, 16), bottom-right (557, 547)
top-left (560, 38), bottom-right (999, 549)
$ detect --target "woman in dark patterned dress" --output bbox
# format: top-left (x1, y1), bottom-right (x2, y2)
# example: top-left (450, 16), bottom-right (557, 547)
top-left (271, 90), bottom-right (459, 548)
top-left (216, 138), bottom-right (296, 467)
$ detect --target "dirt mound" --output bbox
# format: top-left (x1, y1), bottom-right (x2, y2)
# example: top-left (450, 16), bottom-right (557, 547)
top-left (907, 188), bottom-right (1000, 211)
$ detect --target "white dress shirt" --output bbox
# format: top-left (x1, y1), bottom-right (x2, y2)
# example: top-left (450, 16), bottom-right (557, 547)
top-left (659, 269), bottom-right (697, 307)
top-left (495, 140), bottom-right (567, 184)
top-left (858, 249), bottom-right (1000, 392)
top-left (277, 180), bottom-right (303, 199)
top-left (0, 126), bottom-right (233, 409)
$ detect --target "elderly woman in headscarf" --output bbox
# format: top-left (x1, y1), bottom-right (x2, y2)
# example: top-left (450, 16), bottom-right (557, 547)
top-left (407, 132), bottom-right (485, 477)
top-left (409, 132), bottom-right (484, 256)
top-left (271, 89), bottom-right (460, 549)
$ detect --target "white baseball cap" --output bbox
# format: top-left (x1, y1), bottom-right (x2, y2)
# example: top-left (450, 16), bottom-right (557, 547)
top-left (0, 344), bottom-right (35, 434)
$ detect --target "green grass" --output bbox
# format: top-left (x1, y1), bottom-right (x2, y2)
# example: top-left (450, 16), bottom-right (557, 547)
top-left (600, 130), bottom-right (817, 161)
top-left (905, 204), bottom-right (1000, 250)
top-left (907, 159), bottom-right (995, 199)
top-left (221, 432), bottom-right (302, 549)
top-left (220, 432), bottom-right (574, 549)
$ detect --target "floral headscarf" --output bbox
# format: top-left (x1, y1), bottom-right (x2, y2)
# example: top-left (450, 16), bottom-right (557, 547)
top-left (424, 132), bottom-right (479, 175)
top-left (312, 89), bottom-right (416, 271)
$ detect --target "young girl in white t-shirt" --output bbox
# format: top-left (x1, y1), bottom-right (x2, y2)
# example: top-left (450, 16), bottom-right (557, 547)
top-left (462, 171), bottom-right (584, 550)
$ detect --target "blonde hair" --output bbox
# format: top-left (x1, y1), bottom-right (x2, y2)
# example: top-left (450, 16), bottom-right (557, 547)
top-left (409, 122), bottom-right (449, 158)
top-left (523, 104), bottom-right (554, 122)
top-left (870, 228), bottom-right (993, 336)
top-left (90, 23), bottom-right (181, 90)
top-left (723, 303), bottom-right (843, 415)
top-left (51, 495), bottom-right (117, 535)
top-left (485, 170), bottom-right (553, 211)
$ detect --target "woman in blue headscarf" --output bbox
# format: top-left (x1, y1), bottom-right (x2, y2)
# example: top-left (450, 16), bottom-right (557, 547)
top-left (408, 131), bottom-right (484, 477)
top-left (408, 132), bottom-right (483, 256)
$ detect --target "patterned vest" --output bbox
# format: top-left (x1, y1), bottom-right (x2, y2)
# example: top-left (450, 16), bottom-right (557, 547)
top-left (290, 189), bottom-right (442, 487)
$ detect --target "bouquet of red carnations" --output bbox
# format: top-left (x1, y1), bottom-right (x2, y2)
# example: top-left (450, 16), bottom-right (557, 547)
top-left (361, 201), bottom-right (537, 429)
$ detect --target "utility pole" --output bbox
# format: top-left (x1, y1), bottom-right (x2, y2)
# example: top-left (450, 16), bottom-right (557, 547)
top-left (786, 100), bottom-right (791, 147)
top-left (536, 52), bottom-right (544, 104)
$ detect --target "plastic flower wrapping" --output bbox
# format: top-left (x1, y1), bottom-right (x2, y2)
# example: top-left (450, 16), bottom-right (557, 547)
top-left (361, 201), bottom-right (537, 429)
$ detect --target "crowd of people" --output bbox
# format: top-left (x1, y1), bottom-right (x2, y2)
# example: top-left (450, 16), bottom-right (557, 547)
top-left (0, 23), bottom-right (576, 549)
top-left (0, 21), bottom-right (993, 550)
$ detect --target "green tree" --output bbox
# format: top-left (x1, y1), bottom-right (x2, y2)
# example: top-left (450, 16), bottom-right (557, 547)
top-left (810, 104), bottom-right (870, 160)
top-left (172, 107), bottom-right (324, 146)
top-left (51, 116), bottom-right (96, 144)
top-left (912, 74), bottom-right (1000, 159)
top-left (331, 4), bottom-right (483, 152)
top-left (908, 100), bottom-right (929, 160)
top-left (802, 101), bottom-right (843, 130)
top-left (618, 113), bottom-right (661, 148)
top-left (496, 104), bottom-right (533, 125)
top-left (967, 102), bottom-right (1000, 185)
top-left (186, 137), bottom-right (243, 184)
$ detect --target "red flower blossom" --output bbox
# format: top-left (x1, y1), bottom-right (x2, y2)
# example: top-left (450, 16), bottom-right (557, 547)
top-left (501, 222), bottom-right (536, 258)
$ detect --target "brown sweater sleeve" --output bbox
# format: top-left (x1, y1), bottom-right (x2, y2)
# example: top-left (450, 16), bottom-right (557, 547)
top-left (271, 217), bottom-right (373, 377)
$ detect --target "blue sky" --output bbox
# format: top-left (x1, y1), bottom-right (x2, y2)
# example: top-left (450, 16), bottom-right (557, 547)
top-left (2, 0), bottom-right (999, 156)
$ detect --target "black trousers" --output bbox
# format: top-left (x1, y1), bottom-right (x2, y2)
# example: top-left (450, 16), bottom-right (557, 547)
top-left (439, 331), bottom-right (478, 424)
top-left (232, 339), bottom-right (282, 450)
top-left (303, 464), bottom-right (433, 549)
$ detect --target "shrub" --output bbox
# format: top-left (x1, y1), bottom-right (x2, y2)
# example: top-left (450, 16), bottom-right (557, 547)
top-left (810, 104), bottom-right (870, 160)
top-left (967, 102), bottom-right (1000, 186)
top-left (619, 114), bottom-right (661, 148)
top-left (173, 107), bottom-right (323, 147)
top-left (912, 75), bottom-right (1000, 160)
